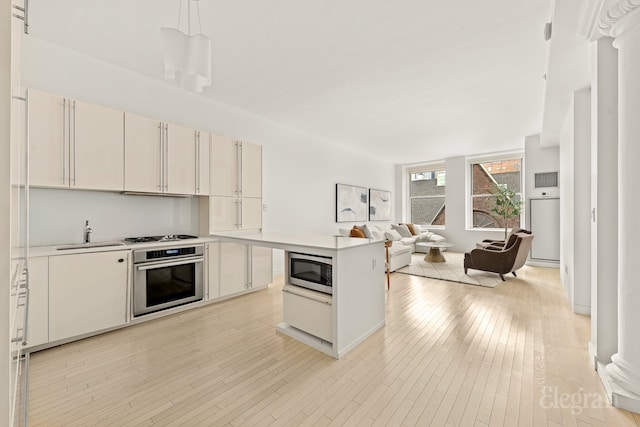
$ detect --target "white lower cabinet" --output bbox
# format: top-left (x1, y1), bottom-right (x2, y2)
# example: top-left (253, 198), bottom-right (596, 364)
top-left (219, 242), bottom-right (248, 297)
top-left (219, 242), bottom-right (273, 298)
top-left (26, 257), bottom-right (49, 348)
top-left (49, 250), bottom-right (129, 342)
top-left (282, 285), bottom-right (333, 342)
top-left (206, 242), bottom-right (220, 300)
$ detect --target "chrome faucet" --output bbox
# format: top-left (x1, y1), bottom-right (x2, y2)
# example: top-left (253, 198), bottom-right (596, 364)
top-left (83, 220), bottom-right (93, 243)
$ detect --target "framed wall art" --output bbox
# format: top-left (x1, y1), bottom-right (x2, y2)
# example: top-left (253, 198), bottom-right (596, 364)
top-left (336, 183), bottom-right (368, 222)
top-left (369, 188), bottom-right (391, 221)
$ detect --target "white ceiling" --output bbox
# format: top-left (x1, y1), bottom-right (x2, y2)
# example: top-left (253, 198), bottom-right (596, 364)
top-left (28, 0), bottom-right (552, 163)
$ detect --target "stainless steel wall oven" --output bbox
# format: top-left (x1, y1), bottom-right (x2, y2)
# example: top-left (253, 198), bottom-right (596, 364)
top-left (133, 244), bottom-right (204, 316)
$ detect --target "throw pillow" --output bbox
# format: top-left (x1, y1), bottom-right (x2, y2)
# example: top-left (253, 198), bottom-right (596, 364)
top-left (391, 224), bottom-right (412, 238)
top-left (358, 224), bottom-right (374, 239)
top-left (403, 223), bottom-right (417, 235)
top-left (384, 230), bottom-right (402, 241)
top-left (371, 229), bottom-right (385, 240)
top-left (338, 228), bottom-right (351, 237)
top-left (350, 226), bottom-right (366, 238)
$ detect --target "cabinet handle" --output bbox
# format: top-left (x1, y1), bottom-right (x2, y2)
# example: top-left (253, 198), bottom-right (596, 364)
top-left (159, 123), bottom-right (163, 191)
top-left (62, 98), bottom-right (67, 185)
top-left (164, 124), bottom-right (169, 191)
top-left (238, 141), bottom-right (243, 195)
top-left (282, 288), bottom-right (332, 305)
top-left (11, 289), bottom-right (30, 345)
top-left (195, 131), bottom-right (200, 193)
top-left (72, 100), bottom-right (77, 186)
top-left (239, 198), bottom-right (243, 229)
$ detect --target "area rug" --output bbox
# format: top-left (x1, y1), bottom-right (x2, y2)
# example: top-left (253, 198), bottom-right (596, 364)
top-left (395, 252), bottom-right (504, 288)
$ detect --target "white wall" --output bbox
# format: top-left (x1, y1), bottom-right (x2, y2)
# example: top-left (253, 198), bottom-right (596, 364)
top-left (560, 88), bottom-right (592, 314)
top-left (21, 36), bottom-right (395, 274)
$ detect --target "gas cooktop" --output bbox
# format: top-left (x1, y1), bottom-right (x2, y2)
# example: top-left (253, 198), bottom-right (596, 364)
top-left (124, 234), bottom-right (199, 243)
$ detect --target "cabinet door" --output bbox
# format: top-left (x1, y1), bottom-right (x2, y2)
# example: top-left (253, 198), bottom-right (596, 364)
top-left (196, 131), bottom-right (210, 195)
top-left (49, 250), bottom-right (129, 342)
top-left (220, 242), bottom-right (247, 297)
top-left (124, 113), bottom-right (163, 193)
top-left (29, 90), bottom-right (67, 188)
top-left (166, 123), bottom-right (196, 195)
top-left (72, 100), bottom-right (124, 191)
top-left (26, 257), bottom-right (49, 348)
top-left (210, 196), bottom-right (239, 231)
top-left (251, 246), bottom-right (272, 288)
top-left (210, 134), bottom-right (238, 197)
top-left (206, 242), bottom-right (219, 300)
top-left (240, 141), bottom-right (262, 198)
top-left (240, 197), bottom-right (262, 230)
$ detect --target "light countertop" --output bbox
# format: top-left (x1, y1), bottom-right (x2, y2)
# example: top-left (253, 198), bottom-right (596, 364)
top-left (211, 231), bottom-right (382, 251)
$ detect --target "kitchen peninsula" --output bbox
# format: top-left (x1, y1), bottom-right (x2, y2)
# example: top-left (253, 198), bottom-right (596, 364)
top-left (212, 232), bottom-right (386, 359)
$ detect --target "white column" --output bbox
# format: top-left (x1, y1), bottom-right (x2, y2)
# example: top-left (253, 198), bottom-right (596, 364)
top-left (600, 0), bottom-right (640, 413)
top-left (589, 37), bottom-right (618, 369)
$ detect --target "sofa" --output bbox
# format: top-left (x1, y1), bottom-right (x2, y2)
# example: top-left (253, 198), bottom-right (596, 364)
top-left (337, 223), bottom-right (446, 271)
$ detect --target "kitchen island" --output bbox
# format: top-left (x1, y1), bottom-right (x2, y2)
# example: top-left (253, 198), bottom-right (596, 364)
top-left (212, 231), bottom-right (386, 359)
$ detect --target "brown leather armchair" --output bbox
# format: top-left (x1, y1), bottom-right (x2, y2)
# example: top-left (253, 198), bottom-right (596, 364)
top-left (464, 232), bottom-right (534, 281)
top-left (477, 228), bottom-right (531, 250)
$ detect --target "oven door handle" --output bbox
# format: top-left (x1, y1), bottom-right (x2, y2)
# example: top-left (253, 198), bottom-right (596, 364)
top-left (136, 257), bottom-right (204, 271)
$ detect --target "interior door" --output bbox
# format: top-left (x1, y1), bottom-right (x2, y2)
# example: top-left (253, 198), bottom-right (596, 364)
top-left (124, 113), bottom-right (163, 193)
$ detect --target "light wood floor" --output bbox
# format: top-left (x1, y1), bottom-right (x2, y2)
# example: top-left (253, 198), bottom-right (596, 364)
top-left (28, 266), bottom-right (640, 426)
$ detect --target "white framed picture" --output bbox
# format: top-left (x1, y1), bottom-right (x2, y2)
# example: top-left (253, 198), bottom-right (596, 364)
top-left (369, 188), bottom-right (391, 221)
top-left (336, 183), bottom-right (368, 222)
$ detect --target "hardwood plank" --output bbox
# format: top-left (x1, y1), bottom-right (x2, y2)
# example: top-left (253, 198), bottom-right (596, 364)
top-left (26, 268), bottom-right (640, 426)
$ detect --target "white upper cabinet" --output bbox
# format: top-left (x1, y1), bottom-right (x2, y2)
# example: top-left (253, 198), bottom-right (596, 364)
top-left (72, 100), bottom-right (124, 191)
top-left (240, 141), bottom-right (262, 199)
top-left (210, 134), bottom-right (237, 197)
top-left (241, 197), bottom-right (262, 230)
top-left (29, 91), bottom-right (68, 188)
top-left (165, 123), bottom-right (196, 195)
top-left (211, 135), bottom-right (262, 198)
top-left (124, 113), bottom-right (163, 193)
top-left (28, 90), bottom-right (124, 191)
top-left (124, 114), bottom-right (198, 195)
top-left (196, 131), bottom-right (210, 195)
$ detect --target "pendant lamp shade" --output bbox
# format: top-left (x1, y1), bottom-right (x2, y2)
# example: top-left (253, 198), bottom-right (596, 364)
top-left (161, 27), bottom-right (211, 93)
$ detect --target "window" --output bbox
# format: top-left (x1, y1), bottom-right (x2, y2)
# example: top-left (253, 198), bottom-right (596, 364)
top-left (470, 158), bottom-right (522, 229)
top-left (409, 168), bottom-right (445, 226)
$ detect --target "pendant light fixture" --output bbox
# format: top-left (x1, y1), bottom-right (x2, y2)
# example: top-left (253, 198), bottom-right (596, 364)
top-left (160, 0), bottom-right (211, 93)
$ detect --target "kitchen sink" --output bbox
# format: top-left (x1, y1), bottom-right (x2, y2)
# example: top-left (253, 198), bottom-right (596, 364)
top-left (54, 242), bottom-right (126, 251)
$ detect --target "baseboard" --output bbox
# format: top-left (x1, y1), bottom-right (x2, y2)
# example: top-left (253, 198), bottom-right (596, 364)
top-left (597, 361), bottom-right (640, 413)
top-left (573, 303), bottom-right (591, 315)
top-left (526, 259), bottom-right (560, 268)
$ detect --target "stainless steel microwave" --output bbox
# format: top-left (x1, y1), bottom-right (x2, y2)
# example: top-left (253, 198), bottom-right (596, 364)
top-left (288, 252), bottom-right (333, 294)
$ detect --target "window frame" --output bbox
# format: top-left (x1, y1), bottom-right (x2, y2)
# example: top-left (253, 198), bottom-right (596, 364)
top-left (466, 152), bottom-right (524, 231)
top-left (407, 164), bottom-right (446, 228)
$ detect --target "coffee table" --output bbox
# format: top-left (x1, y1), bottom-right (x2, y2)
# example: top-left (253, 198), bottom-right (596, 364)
top-left (416, 242), bottom-right (455, 262)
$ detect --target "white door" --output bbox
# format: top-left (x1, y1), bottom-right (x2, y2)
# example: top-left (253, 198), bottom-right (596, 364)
top-left (124, 113), bottom-right (163, 193)
top-left (209, 196), bottom-right (240, 231)
top-left (165, 123), bottom-right (196, 195)
top-left (28, 90), bottom-right (67, 188)
top-left (72, 100), bottom-right (124, 191)
top-left (210, 133), bottom-right (238, 197)
top-left (251, 246), bottom-right (272, 288)
top-left (49, 250), bottom-right (128, 341)
top-left (240, 197), bottom-right (262, 230)
top-left (196, 131), bottom-right (210, 195)
top-left (220, 242), bottom-right (247, 297)
top-left (240, 141), bottom-right (262, 198)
